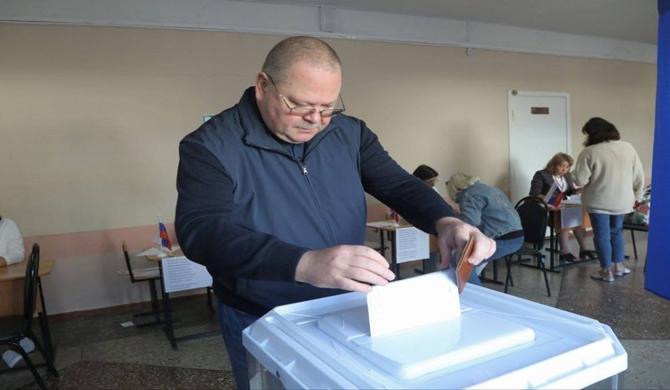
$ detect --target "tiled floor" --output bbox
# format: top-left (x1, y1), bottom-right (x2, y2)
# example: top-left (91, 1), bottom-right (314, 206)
top-left (2, 231), bottom-right (667, 389)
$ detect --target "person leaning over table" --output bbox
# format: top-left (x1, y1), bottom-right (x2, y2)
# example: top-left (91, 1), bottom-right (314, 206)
top-left (445, 173), bottom-right (525, 282)
top-left (572, 117), bottom-right (644, 283)
top-left (175, 36), bottom-right (496, 390)
top-left (529, 152), bottom-right (596, 263)
top-left (0, 215), bottom-right (36, 369)
top-left (412, 164), bottom-right (453, 273)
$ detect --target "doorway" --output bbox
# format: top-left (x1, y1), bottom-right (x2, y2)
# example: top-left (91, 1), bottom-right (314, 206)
top-left (508, 90), bottom-right (571, 203)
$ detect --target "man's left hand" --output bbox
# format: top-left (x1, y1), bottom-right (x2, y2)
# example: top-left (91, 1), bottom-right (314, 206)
top-left (435, 217), bottom-right (496, 268)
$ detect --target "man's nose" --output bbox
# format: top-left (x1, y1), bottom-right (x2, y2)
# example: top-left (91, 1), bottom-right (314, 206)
top-left (303, 109), bottom-right (324, 123)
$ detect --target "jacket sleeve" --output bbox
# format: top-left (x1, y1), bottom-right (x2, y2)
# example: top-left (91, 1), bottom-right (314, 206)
top-left (529, 171), bottom-right (545, 197)
top-left (572, 150), bottom-right (592, 187)
top-left (632, 149), bottom-right (645, 201)
top-left (565, 172), bottom-right (578, 196)
top-left (1, 219), bottom-right (25, 265)
top-left (175, 140), bottom-right (308, 282)
top-left (357, 123), bottom-right (454, 235)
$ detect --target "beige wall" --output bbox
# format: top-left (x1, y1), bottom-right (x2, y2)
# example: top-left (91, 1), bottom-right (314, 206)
top-left (0, 24), bottom-right (655, 235)
top-left (0, 24), bottom-right (656, 313)
top-left (1, 24), bottom-right (655, 236)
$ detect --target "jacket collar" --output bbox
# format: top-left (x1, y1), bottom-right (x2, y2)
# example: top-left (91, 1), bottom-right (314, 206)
top-left (237, 87), bottom-right (336, 157)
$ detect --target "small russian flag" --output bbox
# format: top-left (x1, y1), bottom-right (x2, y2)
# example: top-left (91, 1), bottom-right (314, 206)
top-left (159, 221), bottom-right (172, 251)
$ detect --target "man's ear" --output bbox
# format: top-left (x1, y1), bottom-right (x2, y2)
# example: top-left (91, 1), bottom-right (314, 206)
top-left (255, 72), bottom-right (267, 100)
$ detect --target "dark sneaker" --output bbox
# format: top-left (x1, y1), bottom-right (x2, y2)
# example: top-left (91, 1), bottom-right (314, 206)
top-left (579, 250), bottom-right (598, 260)
top-left (559, 253), bottom-right (578, 262)
top-left (591, 269), bottom-right (615, 282)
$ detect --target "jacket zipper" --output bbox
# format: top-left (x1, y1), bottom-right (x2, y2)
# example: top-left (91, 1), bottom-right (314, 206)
top-left (297, 157), bottom-right (337, 244)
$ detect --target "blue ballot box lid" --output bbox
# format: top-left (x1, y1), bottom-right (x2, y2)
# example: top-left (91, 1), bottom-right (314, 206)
top-left (243, 283), bottom-right (627, 389)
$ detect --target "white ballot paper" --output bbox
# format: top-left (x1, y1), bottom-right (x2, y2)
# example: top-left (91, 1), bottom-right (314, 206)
top-left (161, 256), bottom-right (212, 293)
top-left (394, 227), bottom-right (430, 263)
top-left (367, 270), bottom-right (461, 337)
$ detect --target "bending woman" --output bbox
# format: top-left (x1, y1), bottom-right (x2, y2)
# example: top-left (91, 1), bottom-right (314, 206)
top-left (446, 173), bottom-right (524, 276)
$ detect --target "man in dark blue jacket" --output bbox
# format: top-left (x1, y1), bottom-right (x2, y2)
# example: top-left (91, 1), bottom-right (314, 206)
top-left (176, 36), bottom-right (495, 389)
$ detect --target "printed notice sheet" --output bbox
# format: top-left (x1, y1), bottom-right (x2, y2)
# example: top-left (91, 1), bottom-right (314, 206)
top-left (394, 227), bottom-right (429, 263)
top-left (161, 256), bottom-right (212, 293)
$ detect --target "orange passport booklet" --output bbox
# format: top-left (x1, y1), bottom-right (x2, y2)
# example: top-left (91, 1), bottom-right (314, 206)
top-left (455, 237), bottom-right (475, 294)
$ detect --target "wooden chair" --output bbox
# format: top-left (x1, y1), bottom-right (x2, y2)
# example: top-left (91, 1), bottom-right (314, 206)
top-left (0, 244), bottom-right (58, 389)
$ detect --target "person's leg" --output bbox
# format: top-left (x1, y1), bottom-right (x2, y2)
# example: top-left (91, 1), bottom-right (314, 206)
top-left (558, 230), bottom-right (577, 261)
top-left (474, 236), bottom-right (524, 282)
top-left (574, 227), bottom-right (597, 259)
top-left (218, 301), bottom-right (260, 390)
top-left (559, 230), bottom-right (571, 254)
top-left (589, 213), bottom-right (614, 281)
top-left (573, 227), bottom-right (587, 249)
top-left (610, 214), bottom-right (629, 275)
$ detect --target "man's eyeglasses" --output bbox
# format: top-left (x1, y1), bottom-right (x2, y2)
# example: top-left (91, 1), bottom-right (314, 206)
top-left (265, 73), bottom-right (346, 118)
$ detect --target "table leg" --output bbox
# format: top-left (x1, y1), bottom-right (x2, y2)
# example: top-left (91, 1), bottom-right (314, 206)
top-left (390, 231), bottom-right (400, 278)
top-left (379, 230), bottom-right (386, 257)
top-left (158, 261), bottom-right (178, 350)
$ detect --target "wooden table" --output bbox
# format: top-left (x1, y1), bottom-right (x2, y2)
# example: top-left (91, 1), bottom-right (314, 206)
top-left (0, 259), bottom-right (54, 316)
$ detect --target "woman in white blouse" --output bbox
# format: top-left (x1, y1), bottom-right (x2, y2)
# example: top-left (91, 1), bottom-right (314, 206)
top-left (0, 216), bottom-right (25, 267)
top-left (0, 215), bottom-right (34, 368)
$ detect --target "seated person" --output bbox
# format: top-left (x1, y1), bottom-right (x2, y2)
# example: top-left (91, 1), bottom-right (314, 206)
top-left (624, 183), bottom-right (651, 226)
top-left (413, 164), bottom-right (459, 212)
top-left (530, 153), bottom-right (596, 262)
top-left (446, 173), bottom-right (525, 279)
top-left (412, 164), bottom-right (439, 189)
top-left (0, 215), bottom-right (34, 368)
top-left (0, 216), bottom-right (25, 267)
top-left (412, 164), bottom-right (443, 272)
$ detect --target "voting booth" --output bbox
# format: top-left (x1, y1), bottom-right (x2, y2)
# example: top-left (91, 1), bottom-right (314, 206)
top-left (242, 270), bottom-right (626, 389)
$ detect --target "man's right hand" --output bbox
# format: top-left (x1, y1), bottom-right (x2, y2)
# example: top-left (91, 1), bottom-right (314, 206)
top-left (295, 245), bottom-right (396, 293)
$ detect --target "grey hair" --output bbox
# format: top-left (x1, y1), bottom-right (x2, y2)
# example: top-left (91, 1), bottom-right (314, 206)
top-left (446, 173), bottom-right (480, 200)
top-left (262, 36), bottom-right (341, 83)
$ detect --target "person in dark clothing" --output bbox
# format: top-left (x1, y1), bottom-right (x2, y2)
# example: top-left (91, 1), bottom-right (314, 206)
top-left (413, 164), bottom-right (439, 188)
top-left (175, 36), bottom-right (495, 389)
top-left (529, 153), bottom-right (595, 262)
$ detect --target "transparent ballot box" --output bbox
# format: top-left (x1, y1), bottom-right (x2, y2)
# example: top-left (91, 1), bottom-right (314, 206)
top-left (243, 283), bottom-right (626, 389)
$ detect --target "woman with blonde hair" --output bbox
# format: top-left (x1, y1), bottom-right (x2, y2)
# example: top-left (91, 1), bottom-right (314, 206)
top-left (446, 173), bottom-right (524, 278)
top-left (529, 153), bottom-right (595, 262)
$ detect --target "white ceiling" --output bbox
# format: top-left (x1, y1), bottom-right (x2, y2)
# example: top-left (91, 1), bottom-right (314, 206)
top-left (238, 0), bottom-right (659, 44)
top-left (0, 0), bottom-right (657, 63)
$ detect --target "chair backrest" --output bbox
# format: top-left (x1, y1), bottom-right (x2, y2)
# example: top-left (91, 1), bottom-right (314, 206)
top-left (515, 196), bottom-right (549, 249)
top-left (23, 243), bottom-right (41, 323)
top-left (122, 241), bottom-right (137, 282)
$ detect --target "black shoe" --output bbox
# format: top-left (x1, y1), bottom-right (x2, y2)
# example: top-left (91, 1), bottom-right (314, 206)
top-left (579, 250), bottom-right (598, 260)
top-left (559, 253), bottom-right (578, 262)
